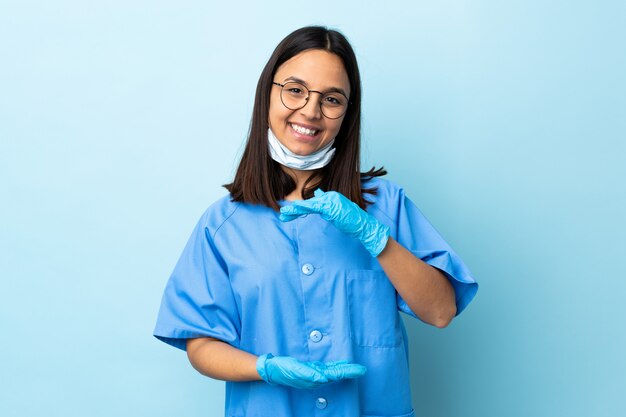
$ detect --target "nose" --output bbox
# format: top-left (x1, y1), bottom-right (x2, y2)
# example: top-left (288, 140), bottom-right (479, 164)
top-left (298, 92), bottom-right (323, 120)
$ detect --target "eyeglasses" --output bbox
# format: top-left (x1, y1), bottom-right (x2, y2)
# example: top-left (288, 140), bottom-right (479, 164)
top-left (272, 81), bottom-right (349, 119)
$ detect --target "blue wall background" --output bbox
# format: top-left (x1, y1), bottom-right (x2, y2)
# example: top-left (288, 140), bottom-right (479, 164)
top-left (1, 1), bottom-right (624, 416)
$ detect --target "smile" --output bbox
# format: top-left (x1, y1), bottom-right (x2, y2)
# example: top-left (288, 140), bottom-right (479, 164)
top-left (289, 123), bottom-right (319, 137)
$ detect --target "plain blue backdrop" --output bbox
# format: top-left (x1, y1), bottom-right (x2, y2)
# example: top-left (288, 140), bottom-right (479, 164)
top-left (1, 1), bottom-right (624, 416)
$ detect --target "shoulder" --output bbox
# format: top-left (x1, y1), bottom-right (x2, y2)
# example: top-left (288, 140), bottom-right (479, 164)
top-left (196, 194), bottom-right (241, 240)
top-left (197, 193), bottom-right (276, 240)
top-left (361, 176), bottom-right (407, 209)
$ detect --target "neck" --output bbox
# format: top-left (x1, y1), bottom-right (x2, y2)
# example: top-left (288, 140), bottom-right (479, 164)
top-left (281, 166), bottom-right (320, 200)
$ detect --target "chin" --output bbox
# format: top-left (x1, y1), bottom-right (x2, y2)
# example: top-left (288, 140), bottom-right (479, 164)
top-left (289, 145), bottom-right (316, 156)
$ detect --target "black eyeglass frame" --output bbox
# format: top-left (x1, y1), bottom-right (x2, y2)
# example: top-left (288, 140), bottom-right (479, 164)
top-left (272, 81), bottom-right (351, 120)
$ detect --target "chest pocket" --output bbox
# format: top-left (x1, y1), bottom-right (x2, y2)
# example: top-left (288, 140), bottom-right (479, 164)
top-left (347, 270), bottom-right (402, 348)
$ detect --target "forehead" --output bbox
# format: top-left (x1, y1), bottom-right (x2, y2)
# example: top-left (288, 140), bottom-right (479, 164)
top-left (274, 49), bottom-right (350, 94)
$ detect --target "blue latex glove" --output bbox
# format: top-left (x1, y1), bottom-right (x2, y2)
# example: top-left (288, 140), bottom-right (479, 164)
top-left (256, 354), bottom-right (366, 389)
top-left (308, 360), bottom-right (367, 381)
top-left (279, 189), bottom-right (391, 257)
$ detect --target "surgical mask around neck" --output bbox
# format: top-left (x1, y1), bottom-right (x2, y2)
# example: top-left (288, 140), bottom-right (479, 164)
top-left (267, 127), bottom-right (336, 170)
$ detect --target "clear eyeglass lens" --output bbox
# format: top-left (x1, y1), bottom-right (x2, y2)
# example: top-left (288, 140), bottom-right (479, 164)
top-left (280, 82), bottom-right (308, 108)
top-left (280, 82), bottom-right (347, 119)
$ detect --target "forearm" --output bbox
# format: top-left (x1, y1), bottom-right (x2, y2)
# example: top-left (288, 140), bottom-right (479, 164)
top-left (377, 237), bottom-right (456, 328)
top-left (186, 337), bottom-right (262, 381)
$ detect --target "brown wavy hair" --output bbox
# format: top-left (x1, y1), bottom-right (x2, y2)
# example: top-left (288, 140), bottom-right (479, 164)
top-left (224, 26), bottom-right (386, 211)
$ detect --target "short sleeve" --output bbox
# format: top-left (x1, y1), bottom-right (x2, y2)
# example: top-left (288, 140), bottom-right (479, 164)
top-left (153, 214), bottom-right (240, 351)
top-left (391, 187), bottom-right (478, 318)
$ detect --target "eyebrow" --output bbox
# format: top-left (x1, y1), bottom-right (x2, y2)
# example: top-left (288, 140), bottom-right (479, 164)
top-left (283, 76), bottom-right (349, 98)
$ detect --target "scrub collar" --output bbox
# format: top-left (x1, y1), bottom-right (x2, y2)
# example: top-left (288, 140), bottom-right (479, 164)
top-left (267, 127), bottom-right (335, 170)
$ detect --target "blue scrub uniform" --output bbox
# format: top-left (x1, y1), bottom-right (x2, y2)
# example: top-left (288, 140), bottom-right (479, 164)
top-left (154, 177), bottom-right (478, 417)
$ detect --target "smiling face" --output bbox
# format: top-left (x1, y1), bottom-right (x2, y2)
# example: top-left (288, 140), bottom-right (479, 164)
top-left (268, 49), bottom-right (351, 156)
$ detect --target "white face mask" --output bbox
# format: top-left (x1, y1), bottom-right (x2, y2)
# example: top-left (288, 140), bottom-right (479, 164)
top-left (267, 127), bottom-right (336, 170)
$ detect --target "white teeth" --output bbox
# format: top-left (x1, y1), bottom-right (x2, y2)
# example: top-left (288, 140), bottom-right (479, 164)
top-left (291, 123), bottom-right (318, 136)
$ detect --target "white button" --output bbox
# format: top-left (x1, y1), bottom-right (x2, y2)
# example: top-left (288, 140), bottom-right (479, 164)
top-left (301, 263), bottom-right (314, 275)
top-left (309, 330), bottom-right (323, 343)
top-left (315, 397), bottom-right (328, 409)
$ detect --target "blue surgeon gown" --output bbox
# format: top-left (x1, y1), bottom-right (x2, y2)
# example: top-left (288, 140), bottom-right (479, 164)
top-left (154, 177), bottom-right (478, 417)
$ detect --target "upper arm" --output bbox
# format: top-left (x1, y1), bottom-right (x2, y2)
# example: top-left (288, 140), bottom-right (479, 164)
top-left (186, 336), bottom-right (221, 358)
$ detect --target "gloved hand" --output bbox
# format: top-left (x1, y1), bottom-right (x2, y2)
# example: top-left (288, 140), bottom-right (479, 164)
top-left (256, 354), bottom-right (366, 389)
top-left (279, 189), bottom-right (391, 257)
top-left (308, 360), bottom-right (367, 381)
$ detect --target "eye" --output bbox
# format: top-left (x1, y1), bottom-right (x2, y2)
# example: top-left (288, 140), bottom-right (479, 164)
top-left (283, 82), bottom-right (307, 97)
top-left (323, 95), bottom-right (344, 106)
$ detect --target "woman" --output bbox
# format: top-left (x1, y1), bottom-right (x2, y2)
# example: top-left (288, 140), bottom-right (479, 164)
top-left (154, 26), bottom-right (478, 417)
